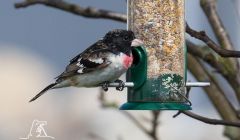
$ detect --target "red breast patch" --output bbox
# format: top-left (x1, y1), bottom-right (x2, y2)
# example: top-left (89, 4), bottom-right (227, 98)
top-left (123, 54), bottom-right (133, 69)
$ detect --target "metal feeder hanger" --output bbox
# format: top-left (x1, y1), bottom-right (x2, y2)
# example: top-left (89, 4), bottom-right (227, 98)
top-left (110, 0), bottom-right (210, 110)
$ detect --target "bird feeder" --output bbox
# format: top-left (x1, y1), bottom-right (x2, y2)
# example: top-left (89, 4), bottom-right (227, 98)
top-left (119, 0), bottom-right (209, 110)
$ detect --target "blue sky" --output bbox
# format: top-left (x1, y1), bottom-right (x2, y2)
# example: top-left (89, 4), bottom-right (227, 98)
top-left (0, 0), bottom-right (126, 71)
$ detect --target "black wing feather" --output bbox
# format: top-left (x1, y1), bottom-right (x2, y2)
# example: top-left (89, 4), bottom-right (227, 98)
top-left (56, 40), bottom-right (111, 81)
top-left (80, 59), bottom-right (102, 68)
top-left (70, 40), bottom-right (109, 63)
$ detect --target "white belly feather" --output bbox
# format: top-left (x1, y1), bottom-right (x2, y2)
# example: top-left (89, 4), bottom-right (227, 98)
top-left (71, 53), bottom-right (128, 87)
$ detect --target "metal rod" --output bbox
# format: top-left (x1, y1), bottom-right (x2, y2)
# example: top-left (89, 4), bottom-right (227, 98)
top-left (186, 82), bottom-right (210, 87)
top-left (107, 82), bottom-right (134, 87)
top-left (104, 82), bottom-right (210, 88)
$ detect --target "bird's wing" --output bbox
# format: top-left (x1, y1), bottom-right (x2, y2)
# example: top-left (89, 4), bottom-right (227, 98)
top-left (70, 40), bottom-right (109, 63)
top-left (56, 40), bottom-right (112, 81)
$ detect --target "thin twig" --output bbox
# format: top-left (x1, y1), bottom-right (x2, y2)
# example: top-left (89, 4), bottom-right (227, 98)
top-left (15, 0), bottom-right (127, 22)
top-left (172, 111), bottom-right (181, 118)
top-left (121, 111), bottom-right (151, 136)
top-left (173, 86), bottom-right (191, 118)
top-left (98, 89), bottom-right (151, 137)
top-left (172, 76), bottom-right (240, 128)
top-left (150, 111), bottom-right (160, 140)
top-left (186, 40), bottom-right (228, 76)
top-left (182, 111), bottom-right (240, 127)
top-left (186, 23), bottom-right (240, 57)
top-left (98, 89), bottom-right (161, 140)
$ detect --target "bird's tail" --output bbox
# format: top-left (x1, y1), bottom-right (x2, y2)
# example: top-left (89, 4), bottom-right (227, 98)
top-left (29, 83), bottom-right (57, 102)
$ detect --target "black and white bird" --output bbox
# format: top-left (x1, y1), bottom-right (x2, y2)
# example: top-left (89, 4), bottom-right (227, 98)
top-left (29, 29), bottom-right (143, 102)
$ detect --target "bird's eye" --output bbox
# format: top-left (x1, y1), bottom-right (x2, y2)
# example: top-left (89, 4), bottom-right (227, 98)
top-left (123, 36), bottom-right (129, 41)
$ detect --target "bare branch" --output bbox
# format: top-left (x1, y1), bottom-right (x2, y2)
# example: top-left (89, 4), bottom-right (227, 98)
top-left (98, 89), bottom-right (151, 137)
top-left (14, 1), bottom-right (240, 58)
top-left (200, 0), bottom-right (234, 50)
top-left (173, 77), bottom-right (240, 128)
top-left (98, 89), bottom-right (162, 140)
top-left (174, 110), bottom-right (240, 127)
top-left (188, 53), bottom-right (240, 139)
top-left (15, 0), bottom-right (127, 22)
top-left (200, 0), bottom-right (240, 105)
top-left (149, 111), bottom-right (160, 140)
top-left (121, 110), bottom-right (161, 140)
top-left (187, 40), bottom-right (240, 103)
top-left (188, 54), bottom-right (238, 119)
top-left (182, 111), bottom-right (240, 127)
top-left (121, 111), bottom-right (151, 136)
top-left (186, 40), bottom-right (231, 75)
top-left (186, 23), bottom-right (240, 57)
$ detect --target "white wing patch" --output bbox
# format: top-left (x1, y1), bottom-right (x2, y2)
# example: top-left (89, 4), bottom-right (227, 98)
top-left (77, 69), bottom-right (83, 74)
top-left (76, 62), bottom-right (81, 67)
top-left (77, 58), bottom-right (104, 64)
top-left (76, 58), bottom-right (84, 74)
top-left (76, 59), bottom-right (84, 67)
top-left (88, 58), bottom-right (104, 64)
top-left (75, 57), bottom-right (105, 74)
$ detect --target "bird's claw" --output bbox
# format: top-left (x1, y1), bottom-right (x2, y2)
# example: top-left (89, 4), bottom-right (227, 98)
top-left (101, 81), bottom-right (109, 91)
top-left (115, 80), bottom-right (125, 91)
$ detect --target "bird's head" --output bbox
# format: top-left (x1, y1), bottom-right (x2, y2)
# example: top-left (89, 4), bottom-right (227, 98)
top-left (103, 29), bottom-right (143, 55)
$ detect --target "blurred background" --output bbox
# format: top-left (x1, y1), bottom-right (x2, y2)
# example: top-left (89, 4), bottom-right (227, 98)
top-left (0, 0), bottom-right (239, 140)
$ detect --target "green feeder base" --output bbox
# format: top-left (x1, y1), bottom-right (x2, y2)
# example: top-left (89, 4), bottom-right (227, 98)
top-left (123, 46), bottom-right (192, 111)
top-left (120, 102), bottom-right (192, 110)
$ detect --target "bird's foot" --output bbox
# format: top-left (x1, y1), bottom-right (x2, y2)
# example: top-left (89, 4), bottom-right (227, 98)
top-left (101, 81), bottom-right (110, 91)
top-left (115, 79), bottom-right (125, 91)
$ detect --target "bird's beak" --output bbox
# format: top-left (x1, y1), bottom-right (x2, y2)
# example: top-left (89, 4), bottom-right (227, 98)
top-left (131, 39), bottom-right (144, 47)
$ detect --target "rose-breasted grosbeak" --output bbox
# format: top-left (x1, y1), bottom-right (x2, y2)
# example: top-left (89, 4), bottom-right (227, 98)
top-left (29, 29), bottom-right (143, 102)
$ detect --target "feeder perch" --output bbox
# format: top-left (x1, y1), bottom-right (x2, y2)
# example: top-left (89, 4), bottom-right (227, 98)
top-left (118, 0), bottom-right (210, 110)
